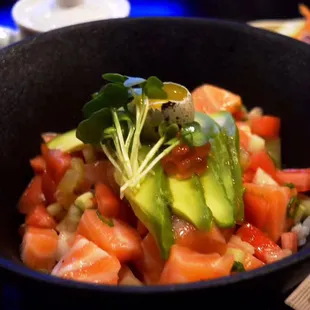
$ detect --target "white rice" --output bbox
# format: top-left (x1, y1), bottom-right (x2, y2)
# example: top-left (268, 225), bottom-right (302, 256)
top-left (291, 216), bottom-right (310, 247)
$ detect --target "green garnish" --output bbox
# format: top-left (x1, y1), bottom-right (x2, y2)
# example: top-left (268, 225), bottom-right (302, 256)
top-left (231, 261), bottom-right (246, 273)
top-left (96, 210), bottom-right (114, 227)
top-left (76, 73), bottom-right (180, 197)
top-left (83, 83), bottom-right (129, 119)
top-left (181, 121), bottom-right (210, 147)
top-left (102, 73), bottom-right (128, 84)
top-left (287, 196), bottom-right (300, 219)
top-left (285, 183), bottom-right (295, 189)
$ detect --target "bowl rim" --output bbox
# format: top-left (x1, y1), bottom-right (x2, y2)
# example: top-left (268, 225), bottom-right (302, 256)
top-left (11, 0), bottom-right (131, 34)
top-left (0, 16), bottom-right (310, 293)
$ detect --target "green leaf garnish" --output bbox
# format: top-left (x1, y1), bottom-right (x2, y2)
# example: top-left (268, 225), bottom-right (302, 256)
top-left (144, 76), bottom-right (167, 99)
top-left (83, 83), bottom-right (129, 118)
top-left (159, 122), bottom-right (179, 140)
top-left (102, 73), bottom-right (128, 84)
top-left (76, 108), bottom-right (112, 144)
top-left (287, 196), bottom-right (300, 219)
top-left (232, 261), bottom-right (246, 273)
top-left (76, 73), bottom-right (176, 197)
top-left (181, 121), bottom-right (209, 147)
top-left (285, 183), bottom-right (295, 189)
top-left (96, 210), bottom-right (114, 227)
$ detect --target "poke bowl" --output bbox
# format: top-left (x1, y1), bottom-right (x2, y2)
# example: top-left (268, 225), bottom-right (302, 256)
top-left (0, 18), bottom-right (310, 308)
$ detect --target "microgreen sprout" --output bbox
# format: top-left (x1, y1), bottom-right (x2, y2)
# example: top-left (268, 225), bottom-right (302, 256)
top-left (76, 73), bottom-right (182, 197)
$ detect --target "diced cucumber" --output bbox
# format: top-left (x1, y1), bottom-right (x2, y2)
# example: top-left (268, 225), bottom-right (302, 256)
top-left (226, 247), bottom-right (245, 263)
top-left (265, 138), bottom-right (281, 168)
top-left (300, 199), bottom-right (310, 217)
top-left (46, 203), bottom-right (63, 217)
top-left (56, 205), bottom-right (82, 233)
top-left (248, 107), bottom-right (263, 119)
top-left (75, 192), bottom-right (96, 212)
top-left (294, 204), bottom-right (307, 224)
top-left (252, 167), bottom-right (278, 186)
top-left (47, 129), bottom-right (84, 153)
top-left (248, 134), bottom-right (265, 153)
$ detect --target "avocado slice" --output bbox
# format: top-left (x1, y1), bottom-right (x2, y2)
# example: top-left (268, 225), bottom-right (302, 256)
top-left (210, 112), bottom-right (244, 222)
top-left (123, 164), bottom-right (174, 260)
top-left (195, 111), bottom-right (244, 226)
top-left (168, 175), bottom-right (213, 231)
top-left (47, 129), bottom-right (84, 153)
top-left (199, 130), bottom-right (235, 228)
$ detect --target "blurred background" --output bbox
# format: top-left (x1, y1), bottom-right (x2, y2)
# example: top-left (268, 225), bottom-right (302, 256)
top-left (1, 0), bottom-right (310, 30)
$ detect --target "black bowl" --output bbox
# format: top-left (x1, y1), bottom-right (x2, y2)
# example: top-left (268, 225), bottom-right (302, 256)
top-left (0, 18), bottom-right (310, 309)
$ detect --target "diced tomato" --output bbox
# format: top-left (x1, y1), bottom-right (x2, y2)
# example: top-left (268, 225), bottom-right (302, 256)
top-left (118, 265), bottom-right (143, 286)
top-left (42, 145), bottom-right (71, 184)
top-left (237, 223), bottom-right (285, 264)
top-left (276, 169), bottom-right (310, 192)
top-left (159, 245), bottom-right (234, 285)
top-left (250, 116), bottom-right (280, 139)
top-left (52, 235), bottom-right (121, 285)
top-left (26, 204), bottom-right (57, 229)
top-left (117, 200), bottom-right (138, 228)
top-left (84, 160), bottom-right (118, 193)
top-left (192, 84), bottom-right (242, 115)
top-left (21, 227), bottom-right (58, 272)
top-left (176, 228), bottom-right (227, 255)
top-left (18, 175), bottom-right (46, 214)
top-left (95, 183), bottom-right (121, 218)
top-left (135, 234), bottom-right (165, 285)
top-left (172, 215), bottom-right (196, 240)
top-left (41, 171), bottom-right (57, 204)
top-left (233, 108), bottom-right (247, 121)
top-left (77, 210), bottom-right (142, 262)
top-left (30, 156), bottom-right (46, 174)
top-left (137, 221), bottom-right (148, 238)
top-left (243, 183), bottom-right (291, 242)
top-left (247, 151), bottom-right (277, 179)
top-left (243, 170), bottom-right (255, 183)
top-left (243, 253), bottom-right (265, 271)
top-left (281, 232), bottom-right (298, 254)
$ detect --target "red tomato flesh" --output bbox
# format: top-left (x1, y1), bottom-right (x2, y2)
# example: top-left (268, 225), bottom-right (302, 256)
top-left (41, 145), bottom-right (71, 184)
top-left (246, 150), bottom-right (277, 179)
top-left (26, 204), bottom-right (57, 229)
top-left (251, 116), bottom-right (280, 139)
top-left (30, 156), bottom-right (46, 174)
top-left (237, 223), bottom-right (287, 264)
top-left (276, 169), bottom-right (310, 192)
top-left (18, 175), bottom-right (46, 214)
top-left (95, 183), bottom-right (121, 218)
